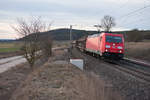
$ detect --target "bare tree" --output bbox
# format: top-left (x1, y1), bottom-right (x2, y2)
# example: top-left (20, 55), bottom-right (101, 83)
top-left (40, 34), bottom-right (53, 58)
top-left (101, 15), bottom-right (116, 32)
top-left (94, 24), bottom-right (102, 33)
top-left (12, 16), bottom-right (52, 69)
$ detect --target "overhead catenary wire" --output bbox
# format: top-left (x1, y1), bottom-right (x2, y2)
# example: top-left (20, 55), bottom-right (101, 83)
top-left (117, 0), bottom-right (130, 9)
top-left (119, 4), bottom-right (150, 19)
top-left (117, 18), bottom-right (150, 30)
top-left (117, 10), bottom-right (145, 26)
top-left (102, 0), bottom-right (131, 17)
top-left (116, 2), bottom-right (150, 29)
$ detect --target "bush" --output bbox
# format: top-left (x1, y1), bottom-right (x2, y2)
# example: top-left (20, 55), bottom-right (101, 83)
top-left (40, 35), bottom-right (53, 58)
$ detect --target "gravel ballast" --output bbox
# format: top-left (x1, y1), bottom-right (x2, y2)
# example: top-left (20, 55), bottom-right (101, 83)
top-left (71, 48), bottom-right (150, 100)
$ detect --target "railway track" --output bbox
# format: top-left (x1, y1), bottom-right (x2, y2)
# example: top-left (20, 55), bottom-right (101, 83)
top-left (72, 48), bottom-right (150, 100)
top-left (107, 59), bottom-right (150, 83)
top-left (75, 47), bottom-right (150, 83)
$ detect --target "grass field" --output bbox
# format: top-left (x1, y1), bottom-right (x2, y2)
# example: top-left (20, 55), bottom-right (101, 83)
top-left (125, 41), bottom-right (150, 61)
top-left (0, 42), bottom-right (22, 53)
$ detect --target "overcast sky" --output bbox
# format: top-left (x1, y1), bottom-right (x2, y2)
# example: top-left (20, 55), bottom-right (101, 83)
top-left (0, 0), bottom-right (150, 39)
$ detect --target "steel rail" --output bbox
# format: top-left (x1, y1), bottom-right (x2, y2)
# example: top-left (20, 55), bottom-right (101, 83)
top-left (75, 46), bottom-right (150, 83)
top-left (107, 59), bottom-right (150, 83)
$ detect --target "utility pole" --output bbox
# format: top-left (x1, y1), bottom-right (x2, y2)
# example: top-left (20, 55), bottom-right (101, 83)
top-left (70, 25), bottom-right (72, 41)
top-left (69, 25), bottom-right (73, 58)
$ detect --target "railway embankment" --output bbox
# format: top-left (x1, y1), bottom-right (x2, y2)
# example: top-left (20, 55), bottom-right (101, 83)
top-left (0, 48), bottom-right (123, 100)
top-left (71, 48), bottom-right (150, 100)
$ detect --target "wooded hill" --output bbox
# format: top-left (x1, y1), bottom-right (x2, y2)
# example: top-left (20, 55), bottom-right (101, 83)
top-left (19, 28), bottom-right (150, 42)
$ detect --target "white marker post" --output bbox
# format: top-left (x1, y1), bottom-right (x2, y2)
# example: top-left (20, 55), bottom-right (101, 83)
top-left (70, 59), bottom-right (84, 70)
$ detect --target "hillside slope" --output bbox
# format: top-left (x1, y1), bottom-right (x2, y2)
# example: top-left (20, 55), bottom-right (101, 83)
top-left (18, 28), bottom-right (150, 41)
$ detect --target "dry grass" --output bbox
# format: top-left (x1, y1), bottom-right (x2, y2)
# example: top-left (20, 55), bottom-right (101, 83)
top-left (71, 72), bottom-right (123, 100)
top-left (125, 42), bottom-right (150, 61)
top-left (0, 42), bottom-right (22, 48)
top-left (11, 59), bottom-right (124, 100)
top-left (0, 62), bottom-right (31, 100)
top-left (53, 40), bottom-right (70, 48)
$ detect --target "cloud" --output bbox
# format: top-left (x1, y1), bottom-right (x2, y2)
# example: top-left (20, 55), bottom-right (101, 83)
top-left (0, 22), bottom-right (18, 39)
top-left (0, 0), bottom-right (149, 39)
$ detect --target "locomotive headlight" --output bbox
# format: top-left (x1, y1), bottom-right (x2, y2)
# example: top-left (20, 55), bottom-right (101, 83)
top-left (117, 46), bottom-right (122, 49)
top-left (105, 49), bottom-right (108, 52)
top-left (119, 50), bottom-right (122, 53)
top-left (105, 45), bottom-right (111, 48)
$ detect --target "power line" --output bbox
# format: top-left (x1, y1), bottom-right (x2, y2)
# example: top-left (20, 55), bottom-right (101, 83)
top-left (119, 4), bottom-right (150, 19)
top-left (117, 3), bottom-right (150, 28)
top-left (123, 18), bottom-right (149, 26)
top-left (118, 0), bottom-right (130, 9)
top-left (103, 0), bottom-right (130, 16)
top-left (117, 17), bottom-right (150, 30)
top-left (118, 11), bottom-right (144, 25)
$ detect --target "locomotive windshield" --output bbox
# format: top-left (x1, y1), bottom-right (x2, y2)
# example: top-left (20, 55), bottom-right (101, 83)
top-left (106, 35), bottom-right (122, 43)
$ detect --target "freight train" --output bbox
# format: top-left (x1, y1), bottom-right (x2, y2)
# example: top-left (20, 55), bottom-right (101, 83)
top-left (75, 33), bottom-right (124, 59)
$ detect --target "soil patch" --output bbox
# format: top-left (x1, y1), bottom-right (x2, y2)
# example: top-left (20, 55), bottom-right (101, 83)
top-left (0, 51), bottom-right (23, 59)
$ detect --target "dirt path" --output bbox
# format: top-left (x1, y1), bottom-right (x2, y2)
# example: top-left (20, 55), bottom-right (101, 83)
top-left (0, 47), bottom-right (68, 74)
top-left (0, 56), bottom-right (26, 73)
top-left (0, 52), bottom-right (22, 59)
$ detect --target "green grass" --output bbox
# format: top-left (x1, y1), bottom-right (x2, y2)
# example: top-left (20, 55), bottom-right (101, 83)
top-left (0, 48), bottom-right (21, 53)
top-left (0, 42), bottom-right (22, 53)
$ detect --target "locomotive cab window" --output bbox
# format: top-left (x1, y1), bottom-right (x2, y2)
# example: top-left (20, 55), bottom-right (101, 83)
top-left (106, 35), bottom-right (122, 43)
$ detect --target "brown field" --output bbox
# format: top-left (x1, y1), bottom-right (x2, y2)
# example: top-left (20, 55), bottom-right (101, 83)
top-left (0, 42), bottom-right (22, 50)
top-left (125, 42), bottom-right (150, 61)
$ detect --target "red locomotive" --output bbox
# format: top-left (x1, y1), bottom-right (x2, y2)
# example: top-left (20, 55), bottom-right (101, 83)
top-left (75, 33), bottom-right (124, 59)
top-left (85, 33), bottom-right (124, 59)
